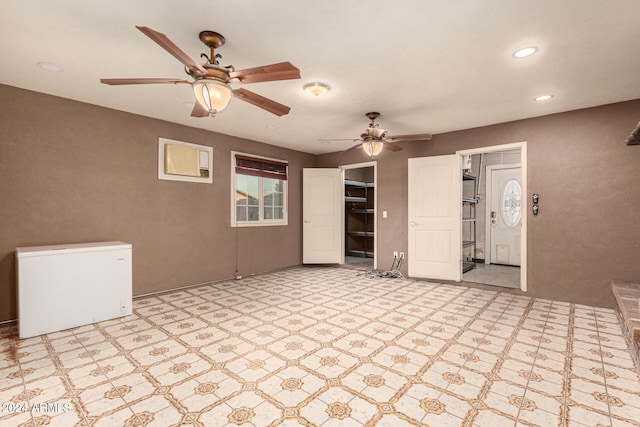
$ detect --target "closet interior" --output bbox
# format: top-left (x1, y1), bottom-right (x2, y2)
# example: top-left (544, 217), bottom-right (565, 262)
top-left (344, 166), bottom-right (375, 267)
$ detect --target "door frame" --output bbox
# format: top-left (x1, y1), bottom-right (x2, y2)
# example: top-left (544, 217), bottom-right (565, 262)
top-left (485, 163), bottom-right (522, 266)
top-left (457, 142), bottom-right (527, 292)
top-left (340, 161), bottom-right (377, 270)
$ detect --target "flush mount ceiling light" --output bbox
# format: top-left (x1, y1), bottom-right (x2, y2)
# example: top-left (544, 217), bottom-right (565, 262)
top-left (37, 62), bottom-right (63, 72)
top-left (303, 82), bottom-right (331, 96)
top-left (535, 94), bottom-right (553, 101)
top-left (512, 46), bottom-right (538, 58)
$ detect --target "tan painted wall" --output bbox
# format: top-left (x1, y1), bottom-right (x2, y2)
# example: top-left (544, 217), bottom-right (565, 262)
top-left (2, 85), bottom-right (639, 320)
top-left (0, 85), bottom-right (315, 322)
top-left (317, 100), bottom-right (640, 307)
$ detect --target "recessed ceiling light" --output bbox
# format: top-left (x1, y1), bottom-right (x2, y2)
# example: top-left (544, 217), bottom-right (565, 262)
top-left (534, 94), bottom-right (553, 101)
top-left (303, 82), bottom-right (330, 96)
top-left (512, 46), bottom-right (538, 58)
top-left (37, 62), bottom-right (63, 72)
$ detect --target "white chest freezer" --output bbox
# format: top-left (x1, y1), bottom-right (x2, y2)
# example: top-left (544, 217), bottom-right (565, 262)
top-left (16, 241), bottom-right (132, 339)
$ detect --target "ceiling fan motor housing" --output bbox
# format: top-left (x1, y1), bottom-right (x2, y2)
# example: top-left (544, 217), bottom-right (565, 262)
top-left (364, 127), bottom-right (388, 140)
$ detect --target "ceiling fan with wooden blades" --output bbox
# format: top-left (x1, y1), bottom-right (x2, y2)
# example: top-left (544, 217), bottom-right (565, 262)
top-left (100, 26), bottom-right (301, 117)
top-left (321, 112), bottom-right (432, 157)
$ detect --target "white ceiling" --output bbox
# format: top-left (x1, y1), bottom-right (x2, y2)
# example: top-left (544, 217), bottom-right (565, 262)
top-left (2, 1), bottom-right (640, 154)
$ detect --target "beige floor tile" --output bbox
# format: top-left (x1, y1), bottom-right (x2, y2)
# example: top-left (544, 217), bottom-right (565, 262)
top-left (3, 266), bottom-right (639, 427)
top-left (462, 350), bottom-right (501, 374)
top-left (341, 363), bottom-right (406, 403)
top-left (147, 353), bottom-right (212, 386)
top-left (481, 392), bottom-right (523, 419)
top-left (373, 413), bottom-right (422, 426)
top-left (422, 409), bottom-right (467, 426)
top-left (567, 404), bottom-right (613, 426)
top-left (569, 387), bottom-right (612, 416)
top-left (472, 408), bottom-right (518, 427)
top-left (225, 351), bottom-right (287, 383)
top-left (299, 347), bottom-right (360, 379)
top-left (199, 392), bottom-right (282, 426)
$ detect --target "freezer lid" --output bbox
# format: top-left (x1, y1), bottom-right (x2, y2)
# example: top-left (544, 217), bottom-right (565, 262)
top-left (16, 241), bottom-right (132, 257)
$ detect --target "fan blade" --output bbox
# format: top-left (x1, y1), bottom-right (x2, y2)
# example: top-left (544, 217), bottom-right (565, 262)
top-left (385, 133), bottom-right (432, 142)
top-left (385, 143), bottom-right (404, 152)
top-left (318, 138), bottom-right (360, 142)
top-left (338, 143), bottom-right (363, 153)
top-left (191, 102), bottom-right (209, 118)
top-left (233, 88), bottom-right (291, 116)
top-left (136, 26), bottom-right (207, 76)
top-left (228, 62), bottom-right (300, 84)
top-left (100, 78), bottom-right (189, 85)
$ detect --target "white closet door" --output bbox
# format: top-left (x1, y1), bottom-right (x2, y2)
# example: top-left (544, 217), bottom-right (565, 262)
top-left (303, 168), bottom-right (342, 264)
top-left (408, 155), bottom-right (461, 281)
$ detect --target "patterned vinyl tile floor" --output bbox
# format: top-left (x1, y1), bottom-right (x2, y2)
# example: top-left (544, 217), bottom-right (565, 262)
top-left (1, 266), bottom-right (639, 426)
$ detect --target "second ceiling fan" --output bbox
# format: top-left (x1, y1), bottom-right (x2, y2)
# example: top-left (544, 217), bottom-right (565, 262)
top-left (324, 112), bottom-right (432, 157)
top-left (101, 26), bottom-right (301, 117)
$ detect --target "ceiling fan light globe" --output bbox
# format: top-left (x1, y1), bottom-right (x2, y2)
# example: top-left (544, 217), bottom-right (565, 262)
top-left (362, 140), bottom-right (384, 157)
top-left (192, 79), bottom-right (233, 115)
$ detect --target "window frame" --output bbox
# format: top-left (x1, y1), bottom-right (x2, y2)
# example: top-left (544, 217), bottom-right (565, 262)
top-left (230, 151), bottom-right (288, 227)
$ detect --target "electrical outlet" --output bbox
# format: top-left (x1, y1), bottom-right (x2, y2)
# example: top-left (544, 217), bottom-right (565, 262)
top-left (393, 251), bottom-right (398, 258)
top-left (400, 252), bottom-right (405, 259)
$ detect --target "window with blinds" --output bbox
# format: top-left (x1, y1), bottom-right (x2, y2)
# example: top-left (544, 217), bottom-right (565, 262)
top-left (232, 152), bottom-right (288, 226)
top-left (235, 155), bottom-right (288, 180)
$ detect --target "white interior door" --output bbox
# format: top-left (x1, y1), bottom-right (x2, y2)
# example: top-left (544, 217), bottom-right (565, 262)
top-left (303, 168), bottom-right (343, 264)
top-left (408, 155), bottom-right (461, 281)
top-left (488, 166), bottom-right (522, 266)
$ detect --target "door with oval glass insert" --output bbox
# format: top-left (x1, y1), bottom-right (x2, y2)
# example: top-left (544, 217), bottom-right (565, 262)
top-left (489, 166), bottom-right (521, 266)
